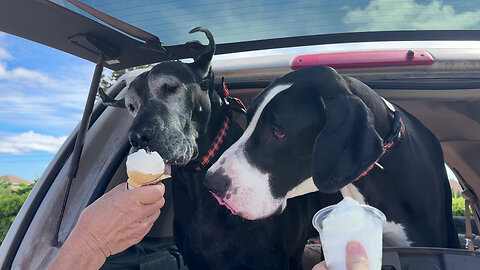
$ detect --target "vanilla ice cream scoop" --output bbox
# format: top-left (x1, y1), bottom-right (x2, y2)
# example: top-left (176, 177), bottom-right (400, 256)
top-left (126, 149), bottom-right (171, 189)
top-left (322, 197), bottom-right (370, 233)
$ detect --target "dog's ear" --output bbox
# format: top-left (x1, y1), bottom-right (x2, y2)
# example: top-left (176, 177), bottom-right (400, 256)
top-left (188, 27), bottom-right (215, 80)
top-left (98, 87), bottom-right (126, 108)
top-left (312, 93), bottom-right (384, 193)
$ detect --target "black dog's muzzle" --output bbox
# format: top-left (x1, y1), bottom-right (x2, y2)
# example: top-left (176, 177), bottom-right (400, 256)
top-left (128, 101), bottom-right (197, 165)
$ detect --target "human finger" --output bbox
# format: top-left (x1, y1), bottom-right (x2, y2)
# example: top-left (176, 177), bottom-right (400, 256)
top-left (141, 197), bottom-right (166, 218)
top-left (346, 241), bottom-right (369, 270)
top-left (131, 183), bottom-right (165, 205)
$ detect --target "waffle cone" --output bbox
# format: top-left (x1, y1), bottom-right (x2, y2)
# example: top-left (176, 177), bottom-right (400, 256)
top-left (127, 169), bottom-right (170, 188)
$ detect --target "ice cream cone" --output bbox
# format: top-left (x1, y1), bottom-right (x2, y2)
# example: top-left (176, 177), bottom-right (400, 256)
top-left (125, 149), bottom-right (170, 189)
top-left (127, 169), bottom-right (160, 187)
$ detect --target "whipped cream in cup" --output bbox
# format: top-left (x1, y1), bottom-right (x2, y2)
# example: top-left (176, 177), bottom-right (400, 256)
top-left (312, 197), bottom-right (386, 270)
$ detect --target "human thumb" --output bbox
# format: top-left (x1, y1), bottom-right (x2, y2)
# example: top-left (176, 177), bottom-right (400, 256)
top-left (346, 241), bottom-right (369, 270)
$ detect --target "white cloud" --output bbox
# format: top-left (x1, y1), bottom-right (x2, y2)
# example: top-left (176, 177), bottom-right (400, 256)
top-left (0, 47), bottom-right (12, 60)
top-left (0, 89), bottom-right (89, 129)
top-left (343, 0), bottom-right (480, 31)
top-left (0, 131), bottom-right (67, 154)
top-left (0, 62), bottom-right (57, 87)
top-left (0, 34), bottom-right (13, 67)
top-left (0, 33), bottom-right (93, 130)
top-left (0, 56), bottom-right (93, 130)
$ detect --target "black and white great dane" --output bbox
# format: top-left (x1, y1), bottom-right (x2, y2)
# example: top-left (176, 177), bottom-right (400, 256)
top-left (102, 29), bottom-right (341, 269)
top-left (205, 65), bottom-right (460, 248)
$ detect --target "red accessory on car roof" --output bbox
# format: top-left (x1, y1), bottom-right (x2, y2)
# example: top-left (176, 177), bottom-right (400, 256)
top-left (291, 50), bottom-right (434, 70)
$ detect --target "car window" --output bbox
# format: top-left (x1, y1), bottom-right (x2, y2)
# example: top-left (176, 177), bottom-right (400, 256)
top-left (52, 0), bottom-right (480, 45)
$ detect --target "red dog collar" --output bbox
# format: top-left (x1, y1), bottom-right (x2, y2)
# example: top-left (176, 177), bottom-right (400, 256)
top-left (193, 78), bottom-right (245, 172)
top-left (354, 99), bottom-right (405, 181)
top-left (219, 77), bottom-right (247, 114)
top-left (194, 109), bottom-right (233, 172)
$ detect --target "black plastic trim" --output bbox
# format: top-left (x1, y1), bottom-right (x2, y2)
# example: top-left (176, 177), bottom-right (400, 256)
top-left (215, 30), bottom-right (480, 56)
top-left (87, 142), bottom-right (131, 206)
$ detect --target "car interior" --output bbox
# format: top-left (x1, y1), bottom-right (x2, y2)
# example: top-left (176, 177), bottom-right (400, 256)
top-left (3, 44), bottom-right (480, 270)
top-left (46, 65), bottom-right (478, 269)
top-left (98, 79), bottom-right (480, 270)
top-left (1, 1), bottom-right (480, 270)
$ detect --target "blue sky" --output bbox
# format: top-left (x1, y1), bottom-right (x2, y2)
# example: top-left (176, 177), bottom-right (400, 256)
top-left (2, 0), bottom-right (479, 181)
top-left (0, 32), bottom-right (95, 181)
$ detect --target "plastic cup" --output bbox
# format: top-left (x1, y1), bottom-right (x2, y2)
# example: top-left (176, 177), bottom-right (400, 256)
top-left (312, 200), bottom-right (386, 270)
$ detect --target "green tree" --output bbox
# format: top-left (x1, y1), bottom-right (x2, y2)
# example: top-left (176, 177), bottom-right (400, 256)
top-left (452, 195), bottom-right (473, 217)
top-left (0, 178), bottom-right (13, 195)
top-left (100, 65), bottom-right (153, 90)
top-left (0, 179), bottom-right (36, 245)
top-left (15, 181), bottom-right (35, 196)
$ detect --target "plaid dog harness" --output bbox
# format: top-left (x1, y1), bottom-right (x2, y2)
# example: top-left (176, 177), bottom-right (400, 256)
top-left (193, 109), bottom-right (233, 172)
top-left (193, 77), bottom-right (246, 172)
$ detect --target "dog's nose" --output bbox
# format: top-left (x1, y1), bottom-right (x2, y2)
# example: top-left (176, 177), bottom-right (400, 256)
top-left (129, 128), bottom-right (153, 149)
top-left (204, 169), bottom-right (232, 198)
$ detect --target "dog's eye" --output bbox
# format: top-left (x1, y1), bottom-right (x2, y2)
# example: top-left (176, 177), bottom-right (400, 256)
top-left (272, 125), bottom-right (286, 140)
top-left (164, 84), bottom-right (178, 93)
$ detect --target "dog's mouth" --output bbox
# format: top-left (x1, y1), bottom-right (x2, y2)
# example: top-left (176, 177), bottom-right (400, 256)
top-left (164, 158), bottom-right (190, 167)
top-left (210, 191), bottom-right (238, 216)
top-left (130, 143), bottom-right (196, 167)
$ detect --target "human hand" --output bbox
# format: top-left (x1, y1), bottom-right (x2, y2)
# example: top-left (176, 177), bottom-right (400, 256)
top-left (312, 241), bottom-right (370, 270)
top-left (74, 182), bottom-right (165, 257)
top-left (48, 182), bottom-right (165, 270)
